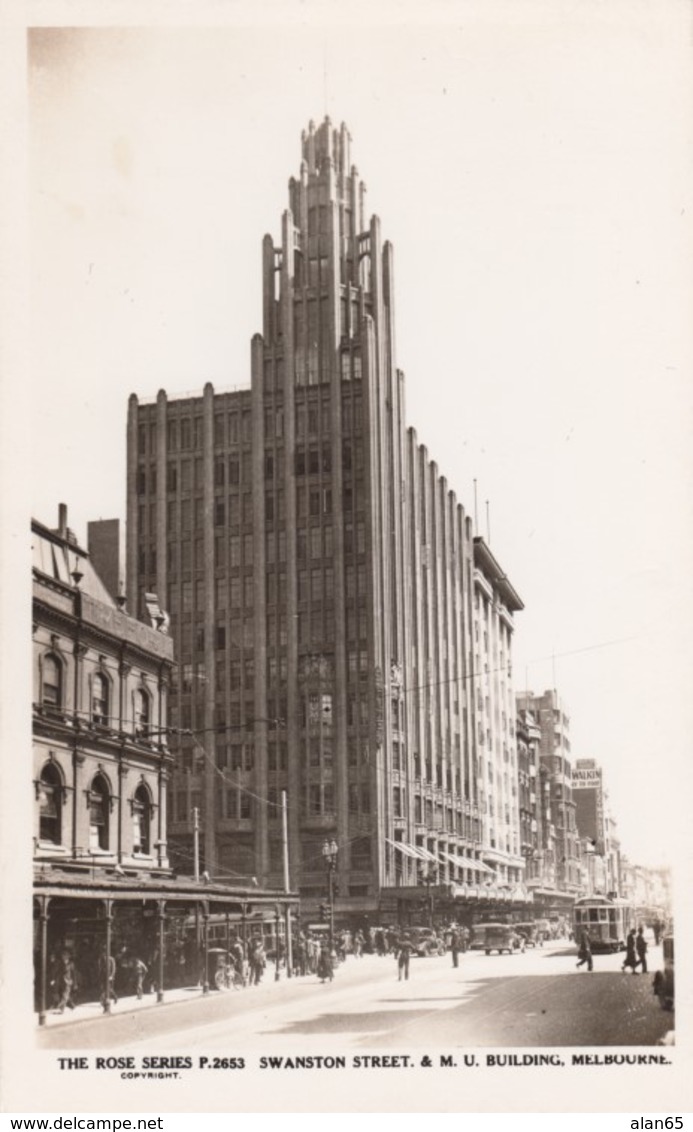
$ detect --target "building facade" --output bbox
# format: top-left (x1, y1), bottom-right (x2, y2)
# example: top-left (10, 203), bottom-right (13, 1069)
top-left (33, 506), bottom-right (174, 871)
top-left (32, 506), bottom-right (300, 1026)
top-left (126, 117), bottom-right (524, 914)
top-left (515, 707), bottom-right (542, 884)
top-left (516, 689), bottom-right (582, 896)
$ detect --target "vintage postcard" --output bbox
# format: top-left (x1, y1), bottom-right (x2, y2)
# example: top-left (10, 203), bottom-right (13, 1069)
top-left (1, 0), bottom-right (692, 1116)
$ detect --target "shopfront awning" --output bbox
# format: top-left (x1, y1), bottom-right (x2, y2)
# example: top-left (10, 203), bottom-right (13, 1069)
top-left (386, 838), bottom-right (439, 864)
top-left (440, 851), bottom-right (496, 876)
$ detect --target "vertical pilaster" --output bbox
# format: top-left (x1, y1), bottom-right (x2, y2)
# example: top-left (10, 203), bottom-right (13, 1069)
top-left (202, 382), bottom-right (216, 874)
top-left (326, 189), bottom-right (348, 886)
top-left (262, 235), bottom-right (275, 345)
top-left (156, 390), bottom-right (167, 604)
top-left (126, 394), bottom-right (139, 614)
top-left (280, 208), bottom-right (300, 883)
top-left (37, 896), bottom-right (50, 1026)
top-left (251, 333), bottom-right (268, 881)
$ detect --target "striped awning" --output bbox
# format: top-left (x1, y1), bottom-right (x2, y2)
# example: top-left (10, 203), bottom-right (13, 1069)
top-left (440, 851), bottom-right (496, 876)
top-left (386, 838), bottom-right (439, 864)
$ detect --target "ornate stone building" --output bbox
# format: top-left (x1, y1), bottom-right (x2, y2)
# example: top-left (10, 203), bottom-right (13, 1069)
top-left (33, 505), bottom-right (174, 870)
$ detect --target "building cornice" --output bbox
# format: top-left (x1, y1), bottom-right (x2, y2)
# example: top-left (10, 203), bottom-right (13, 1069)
top-left (473, 537), bottom-right (524, 612)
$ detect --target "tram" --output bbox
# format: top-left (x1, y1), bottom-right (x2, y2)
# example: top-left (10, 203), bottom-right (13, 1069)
top-left (572, 895), bottom-right (635, 952)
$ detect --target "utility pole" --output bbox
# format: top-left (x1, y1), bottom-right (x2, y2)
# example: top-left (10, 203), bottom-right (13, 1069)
top-left (282, 791), bottom-right (293, 978)
top-left (193, 806), bottom-right (200, 883)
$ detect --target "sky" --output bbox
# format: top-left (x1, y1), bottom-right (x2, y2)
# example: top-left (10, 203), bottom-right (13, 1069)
top-left (24, 5), bottom-right (693, 868)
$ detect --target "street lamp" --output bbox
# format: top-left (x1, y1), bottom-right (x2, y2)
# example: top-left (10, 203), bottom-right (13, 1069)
top-left (322, 838), bottom-right (338, 948)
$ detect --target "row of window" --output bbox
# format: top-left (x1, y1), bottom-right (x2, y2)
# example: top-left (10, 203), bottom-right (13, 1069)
top-left (138, 391), bottom-right (364, 464)
top-left (138, 436), bottom-right (366, 496)
top-left (37, 763), bottom-right (153, 853)
top-left (38, 655), bottom-right (152, 734)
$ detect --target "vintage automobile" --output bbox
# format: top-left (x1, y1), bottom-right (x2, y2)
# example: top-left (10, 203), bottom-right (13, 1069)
top-left (469, 923), bottom-right (490, 950)
top-left (653, 935), bottom-right (674, 1011)
top-left (408, 927), bottom-right (447, 957)
top-left (514, 922), bottom-right (544, 948)
top-left (483, 923), bottom-right (525, 955)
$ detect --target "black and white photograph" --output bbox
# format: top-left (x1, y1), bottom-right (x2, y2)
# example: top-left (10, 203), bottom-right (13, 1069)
top-left (1, 0), bottom-right (692, 1116)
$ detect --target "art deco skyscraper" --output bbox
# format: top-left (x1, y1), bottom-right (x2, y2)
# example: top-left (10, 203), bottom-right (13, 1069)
top-left (127, 118), bottom-right (525, 915)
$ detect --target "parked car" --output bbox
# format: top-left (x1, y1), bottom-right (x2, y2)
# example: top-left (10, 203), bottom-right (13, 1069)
top-left (653, 935), bottom-right (674, 1011)
top-left (470, 924), bottom-right (490, 950)
top-left (408, 927), bottom-right (446, 957)
top-left (483, 923), bottom-right (525, 955)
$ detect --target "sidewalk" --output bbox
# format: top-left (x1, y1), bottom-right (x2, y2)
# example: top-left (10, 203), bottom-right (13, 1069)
top-left (38, 967), bottom-right (297, 1030)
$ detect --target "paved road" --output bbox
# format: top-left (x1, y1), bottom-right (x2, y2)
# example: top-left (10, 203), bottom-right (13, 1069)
top-left (38, 943), bottom-right (673, 1051)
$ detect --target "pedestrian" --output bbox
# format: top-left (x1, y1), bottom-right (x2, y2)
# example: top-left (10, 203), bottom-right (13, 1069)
top-left (397, 934), bottom-right (413, 981)
top-left (307, 934), bottom-right (319, 973)
top-left (576, 928), bottom-right (593, 972)
top-left (133, 957), bottom-right (148, 999)
top-left (622, 928), bottom-right (639, 974)
top-left (652, 920), bottom-right (662, 946)
top-left (248, 937), bottom-right (265, 985)
top-left (55, 950), bottom-right (77, 1012)
top-left (316, 941), bottom-right (334, 983)
top-left (353, 930), bottom-right (364, 958)
top-left (450, 926), bottom-right (461, 969)
top-left (230, 937), bottom-right (245, 984)
top-left (99, 952), bottom-right (118, 1010)
top-left (635, 926), bottom-right (648, 974)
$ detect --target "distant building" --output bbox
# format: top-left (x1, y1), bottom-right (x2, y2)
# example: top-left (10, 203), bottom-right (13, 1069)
top-left (472, 539), bottom-right (525, 886)
top-left (125, 116), bottom-right (525, 918)
top-left (572, 759), bottom-right (606, 853)
top-left (571, 757), bottom-right (621, 895)
top-left (515, 707), bottom-right (544, 885)
top-left (87, 518), bottom-right (124, 604)
top-left (620, 860), bottom-right (672, 919)
top-left (516, 689), bottom-right (582, 898)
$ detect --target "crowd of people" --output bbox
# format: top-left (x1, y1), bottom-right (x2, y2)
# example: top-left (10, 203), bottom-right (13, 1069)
top-left (45, 916), bottom-right (665, 1013)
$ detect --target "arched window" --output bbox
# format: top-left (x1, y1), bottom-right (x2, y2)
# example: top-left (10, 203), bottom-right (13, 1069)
top-left (135, 689), bottom-right (150, 738)
top-left (89, 775), bottom-right (110, 851)
top-left (92, 673), bottom-right (109, 725)
top-left (42, 654), bottom-right (62, 709)
top-left (38, 762), bottom-right (62, 844)
top-left (132, 785), bottom-right (151, 855)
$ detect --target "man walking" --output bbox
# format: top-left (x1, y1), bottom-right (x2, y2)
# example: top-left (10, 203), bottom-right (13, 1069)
top-left (576, 928), bottom-right (593, 972)
top-left (55, 950), bottom-right (77, 1013)
top-left (99, 952), bottom-right (118, 1011)
top-left (397, 934), bottom-right (413, 981)
top-left (450, 926), bottom-right (461, 969)
top-left (622, 928), bottom-right (639, 974)
top-left (635, 926), bottom-right (648, 974)
top-left (133, 957), bottom-right (148, 999)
